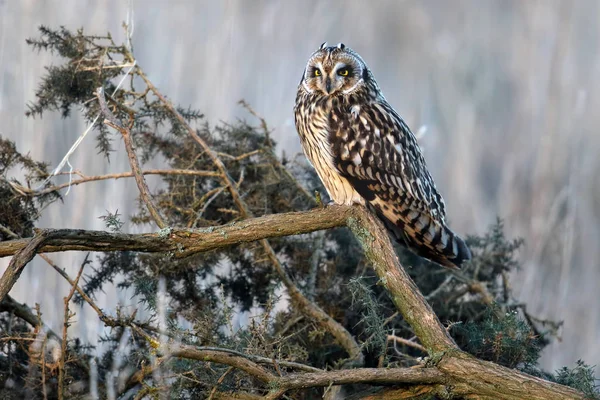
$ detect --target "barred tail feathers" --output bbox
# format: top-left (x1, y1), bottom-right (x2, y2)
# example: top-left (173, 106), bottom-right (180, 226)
top-left (372, 203), bottom-right (471, 269)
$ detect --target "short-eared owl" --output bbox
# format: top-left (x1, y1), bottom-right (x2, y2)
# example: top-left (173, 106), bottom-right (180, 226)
top-left (294, 42), bottom-right (471, 269)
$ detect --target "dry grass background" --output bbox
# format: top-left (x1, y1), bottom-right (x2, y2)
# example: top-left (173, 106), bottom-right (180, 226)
top-left (1, 0), bottom-right (598, 372)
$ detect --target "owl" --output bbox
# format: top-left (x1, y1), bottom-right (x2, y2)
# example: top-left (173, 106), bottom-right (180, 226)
top-left (294, 42), bottom-right (471, 269)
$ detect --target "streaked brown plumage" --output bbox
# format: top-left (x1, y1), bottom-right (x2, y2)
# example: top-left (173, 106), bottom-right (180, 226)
top-left (294, 42), bottom-right (471, 269)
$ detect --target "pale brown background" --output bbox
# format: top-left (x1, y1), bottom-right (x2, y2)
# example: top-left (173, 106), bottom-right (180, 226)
top-left (1, 0), bottom-right (598, 371)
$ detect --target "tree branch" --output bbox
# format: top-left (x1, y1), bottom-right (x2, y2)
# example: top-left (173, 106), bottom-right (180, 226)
top-left (0, 204), bottom-right (586, 399)
top-left (0, 206), bottom-right (354, 259)
top-left (346, 210), bottom-right (457, 353)
top-left (0, 230), bottom-right (55, 303)
top-left (275, 368), bottom-right (445, 390)
top-left (4, 169), bottom-right (220, 197)
top-left (96, 87), bottom-right (166, 229)
top-left (0, 295), bottom-right (62, 343)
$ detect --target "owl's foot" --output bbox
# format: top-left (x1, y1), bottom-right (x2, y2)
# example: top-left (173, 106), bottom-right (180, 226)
top-left (314, 191), bottom-right (328, 208)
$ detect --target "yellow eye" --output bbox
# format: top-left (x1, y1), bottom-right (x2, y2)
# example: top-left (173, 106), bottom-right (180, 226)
top-left (314, 68), bottom-right (321, 77)
top-left (338, 68), bottom-right (349, 76)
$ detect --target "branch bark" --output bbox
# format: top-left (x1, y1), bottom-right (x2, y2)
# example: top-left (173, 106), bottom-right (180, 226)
top-left (0, 206), bottom-right (354, 259)
top-left (4, 169), bottom-right (220, 197)
top-left (346, 210), bottom-right (456, 353)
top-left (0, 230), bottom-right (54, 303)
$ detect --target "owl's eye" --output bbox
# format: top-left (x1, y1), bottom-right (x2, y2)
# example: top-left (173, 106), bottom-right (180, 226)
top-left (313, 68), bottom-right (322, 77)
top-left (338, 68), bottom-right (350, 76)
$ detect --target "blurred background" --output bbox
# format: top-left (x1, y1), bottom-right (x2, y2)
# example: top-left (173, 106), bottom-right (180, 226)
top-left (1, 0), bottom-right (599, 373)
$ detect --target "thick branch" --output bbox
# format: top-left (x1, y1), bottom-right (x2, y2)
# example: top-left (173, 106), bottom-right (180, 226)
top-left (437, 351), bottom-right (585, 400)
top-left (346, 209), bottom-right (456, 353)
top-left (0, 204), bottom-right (586, 399)
top-left (0, 231), bottom-right (54, 302)
top-left (0, 206), bottom-right (353, 259)
top-left (276, 368), bottom-right (445, 390)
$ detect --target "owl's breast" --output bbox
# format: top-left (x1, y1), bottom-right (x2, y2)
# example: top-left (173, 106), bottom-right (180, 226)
top-left (294, 94), bottom-right (364, 205)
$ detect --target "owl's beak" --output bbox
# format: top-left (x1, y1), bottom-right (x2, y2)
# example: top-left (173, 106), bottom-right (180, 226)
top-left (325, 78), bottom-right (332, 94)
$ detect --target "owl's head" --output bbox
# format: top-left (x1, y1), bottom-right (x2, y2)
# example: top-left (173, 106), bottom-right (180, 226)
top-left (300, 42), bottom-right (370, 96)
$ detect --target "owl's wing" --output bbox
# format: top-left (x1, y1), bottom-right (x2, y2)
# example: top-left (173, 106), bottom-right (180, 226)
top-left (331, 100), bottom-right (446, 219)
top-left (330, 100), bottom-right (470, 268)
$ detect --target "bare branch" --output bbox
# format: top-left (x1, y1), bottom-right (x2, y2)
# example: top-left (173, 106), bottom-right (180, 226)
top-left (95, 87), bottom-right (166, 229)
top-left (0, 230), bottom-right (55, 303)
top-left (276, 367), bottom-right (445, 390)
top-left (0, 206), bottom-right (354, 259)
top-left (4, 169), bottom-right (220, 197)
top-left (58, 257), bottom-right (86, 400)
top-left (0, 295), bottom-right (62, 343)
top-left (346, 210), bottom-right (457, 353)
top-left (387, 335), bottom-right (427, 353)
top-left (171, 345), bottom-right (275, 384)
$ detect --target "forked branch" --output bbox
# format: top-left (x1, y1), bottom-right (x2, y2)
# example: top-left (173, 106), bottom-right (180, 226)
top-left (0, 205), bottom-right (587, 399)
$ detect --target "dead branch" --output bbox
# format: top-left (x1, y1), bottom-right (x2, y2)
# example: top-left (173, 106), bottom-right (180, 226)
top-left (95, 87), bottom-right (166, 229)
top-left (172, 346), bottom-right (275, 384)
top-left (58, 257), bottom-right (86, 400)
top-left (0, 295), bottom-right (62, 343)
top-left (0, 206), bottom-right (354, 259)
top-left (0, 230), bottom-right (56, 303)
top-left (4, 169), bottom-right (220, 197)
top-left (387, 335), bottom-right (426, 353)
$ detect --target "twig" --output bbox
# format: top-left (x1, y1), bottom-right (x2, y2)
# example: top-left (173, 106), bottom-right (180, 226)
top-left (0, 223), bottom-right (19, 239)
top-left (4, 169), bottom-right (219, 197)
top-left (58, 257), bottom-right (86, 400)
top-left (207, 366), bottom-right (234, 400)
top-left (95, 87), bottom-right (166, 229)
top-left (0, 295), bottom-right (62, 343)
top-left (387, 335), bottom-right (427, 353)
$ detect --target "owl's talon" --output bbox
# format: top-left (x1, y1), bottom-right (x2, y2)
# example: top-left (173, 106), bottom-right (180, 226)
top-left (314, 191), bottom-right (324, 208)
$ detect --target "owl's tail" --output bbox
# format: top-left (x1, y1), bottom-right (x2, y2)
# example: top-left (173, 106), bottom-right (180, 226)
top-left (375, 208), bottom-right (471, 270)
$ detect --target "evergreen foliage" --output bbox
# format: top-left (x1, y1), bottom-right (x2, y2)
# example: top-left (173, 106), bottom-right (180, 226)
top-left (0, 26), bottom-right (597, 399)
